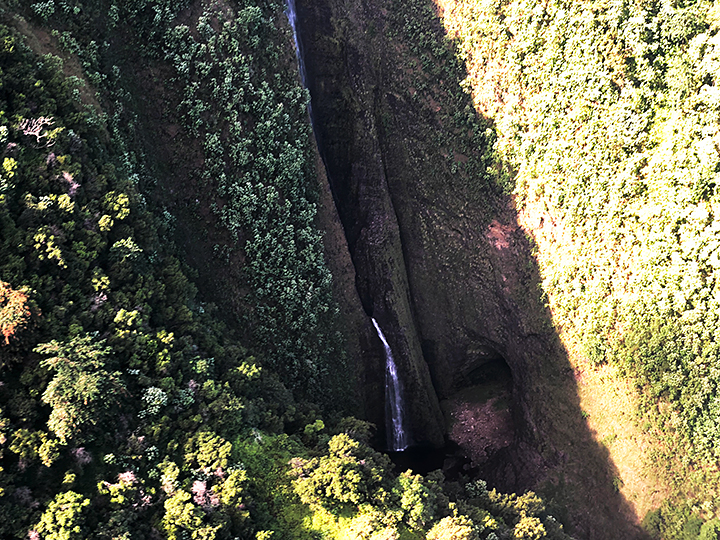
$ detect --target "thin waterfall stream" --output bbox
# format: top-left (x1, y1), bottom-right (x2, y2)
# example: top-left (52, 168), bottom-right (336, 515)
top-left (286, 0), bottom-right (311, 115)
top-left (285, 0), bottom-right (306, 83)
top-left (286, 1), bottom-right (409, 452)
top-left (286, 0), bottom-right (328, 177)
top-left (372, 318), bottom-right (408, 451)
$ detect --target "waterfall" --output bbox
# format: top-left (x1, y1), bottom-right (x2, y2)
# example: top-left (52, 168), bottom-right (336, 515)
top-left (372, 318), bottom-right (408, 451)
top-left (286, 0), bottom-right (325, 161)
top-left (285, 0), bottom-right (308, 88)
top-left (286, 3), bottom-right (407, 450)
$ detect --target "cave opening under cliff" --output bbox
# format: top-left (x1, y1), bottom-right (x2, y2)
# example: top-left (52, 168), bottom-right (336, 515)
top-left (386, 355), bottom-right (516, 478)
top-left (442, 357), bottom-right (516, 466)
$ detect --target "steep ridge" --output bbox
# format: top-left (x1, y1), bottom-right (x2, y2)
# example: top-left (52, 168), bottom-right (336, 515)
top-left (296, 0), bottom-right (531, 456)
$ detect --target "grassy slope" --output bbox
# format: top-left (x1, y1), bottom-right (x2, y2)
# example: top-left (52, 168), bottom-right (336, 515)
top-left (436, 0), bottom-right (720, 533)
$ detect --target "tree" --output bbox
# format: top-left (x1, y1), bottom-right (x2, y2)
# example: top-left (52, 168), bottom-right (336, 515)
top-left (0, 281), bottom-right (30, 344)
top-left (700, 519), bottom-right (720, 540)
top-left (395, 471), bottom-right (437, 530)
top-left (513, 517), bottom-right (546, 539)
top-left (162, 490), bottom-right (224, 540)
top-left (183, 431), bottom-right (232, 472)
top-left (426, 515), bottom-right (479, 540)
top-left (290, 433), bottom-right (393, 511)
top-left (35, 335), bottom-right (125, 443)
top-left (34, 491), bottom-right (90, 540)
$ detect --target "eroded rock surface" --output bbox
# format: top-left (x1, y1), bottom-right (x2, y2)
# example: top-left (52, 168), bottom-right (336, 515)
top-left (296, 0), bottom-right (537, 450)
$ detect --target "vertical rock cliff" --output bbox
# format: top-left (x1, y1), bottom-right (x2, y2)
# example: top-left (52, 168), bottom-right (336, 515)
top-left (298, 0), bottom-right (446, 448)
top-left (296, 0), bottom-right (529, 449)
top-left (298, 0), bottom-right (648, 536)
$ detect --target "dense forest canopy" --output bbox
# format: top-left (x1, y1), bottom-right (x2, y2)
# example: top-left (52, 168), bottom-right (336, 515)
top-left (4, 0), bottom-right (720, 538)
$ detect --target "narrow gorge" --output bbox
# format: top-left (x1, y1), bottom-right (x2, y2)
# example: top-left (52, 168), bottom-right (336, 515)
top-left (290, 0), bottom-right (649, 537)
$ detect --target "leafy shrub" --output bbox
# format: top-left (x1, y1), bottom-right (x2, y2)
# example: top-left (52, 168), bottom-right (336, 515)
top-left (426, 514), bottom-right (479, 540)
top-left (0, 281), bottom-right (30, 344)
top-left (291, 433), bottom-right (393, 510)
top-left (36, 335), bottom-right (126, 443)
top-left (34, 491), bottom-right (90, 540)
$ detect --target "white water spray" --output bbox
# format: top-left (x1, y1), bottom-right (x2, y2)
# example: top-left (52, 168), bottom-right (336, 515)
top-left (372, 318), bottom-right (408, 451)
top-left (286, 0), bottom-right (322, 150)
top-left (285, 4), bottom-right (407, 449)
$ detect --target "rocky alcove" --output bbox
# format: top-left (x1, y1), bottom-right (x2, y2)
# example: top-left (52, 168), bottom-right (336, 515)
top-left (441, 357), bottom-right (515, 467)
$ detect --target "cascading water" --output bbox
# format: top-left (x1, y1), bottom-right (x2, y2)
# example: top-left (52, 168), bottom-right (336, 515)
top-left (286, 3), bottom-right (408, 451)
top-left (286, 0), bottom-right (314, 120)
top-left (372, 318), bottom-right (408, 451)
top-left (286, 0), bottom-right (327, 166)
top-left (285, 0), bottom-right (307, 85)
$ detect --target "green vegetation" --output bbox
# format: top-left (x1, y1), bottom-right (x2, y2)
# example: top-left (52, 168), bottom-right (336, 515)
top-left (437, 0), bottom-right (720, 535)
top-left (22, 0), bottom-right (347, 399)
top-left (36, 335), bottom-right (126, 444)
top-left (288, 431), bottom-right (571, 540)
top-left (160, 3), bottom-right (344, 394)
top-left (0, 1), bottom-right (574, 539)
top-left (386, 0), bottom-right (501, 209)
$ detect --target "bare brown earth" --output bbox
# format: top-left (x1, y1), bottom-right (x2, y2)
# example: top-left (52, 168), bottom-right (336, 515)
top-left (442, 389), bottom-right (514, 466)
top-left (15, 18), bottom-right (103, 113)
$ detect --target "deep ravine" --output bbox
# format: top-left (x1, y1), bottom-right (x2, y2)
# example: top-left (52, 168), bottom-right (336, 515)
top-left (288, 0), bottom-right (650, 537)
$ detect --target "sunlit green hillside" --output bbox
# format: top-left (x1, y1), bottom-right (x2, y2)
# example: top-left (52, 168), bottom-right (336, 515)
top-left (438, 0), bottom-right (720, 535)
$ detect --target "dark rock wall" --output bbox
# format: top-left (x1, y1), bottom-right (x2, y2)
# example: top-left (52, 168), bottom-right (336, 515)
top-left (296, 4), bottom-right (654, 537)
top-left (298, 0), bottom-right (446, 447)
top-left (297, 0), bottom-right (555, 451)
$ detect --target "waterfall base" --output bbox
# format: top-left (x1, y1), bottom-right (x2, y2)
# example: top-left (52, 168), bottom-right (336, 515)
top-left (440, 358), bottom-right (515, 467)
top-left (387, 441), bottom-right (476, 479)
top-left (383, 358), bottom-right (515, 480)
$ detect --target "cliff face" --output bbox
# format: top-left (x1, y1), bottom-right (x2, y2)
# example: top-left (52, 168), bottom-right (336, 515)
top-left (297, 1), bottom-right (651, 537)
top-left (297, 0), bottom-right (447, 448)
top-left (297, 0), bottom-right (549, 447)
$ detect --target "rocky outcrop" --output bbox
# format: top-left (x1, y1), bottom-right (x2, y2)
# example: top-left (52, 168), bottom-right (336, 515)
top-left (295, 0), bottom-right (542, 449)
top-left (297, 0), bottom-right (446, 447)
